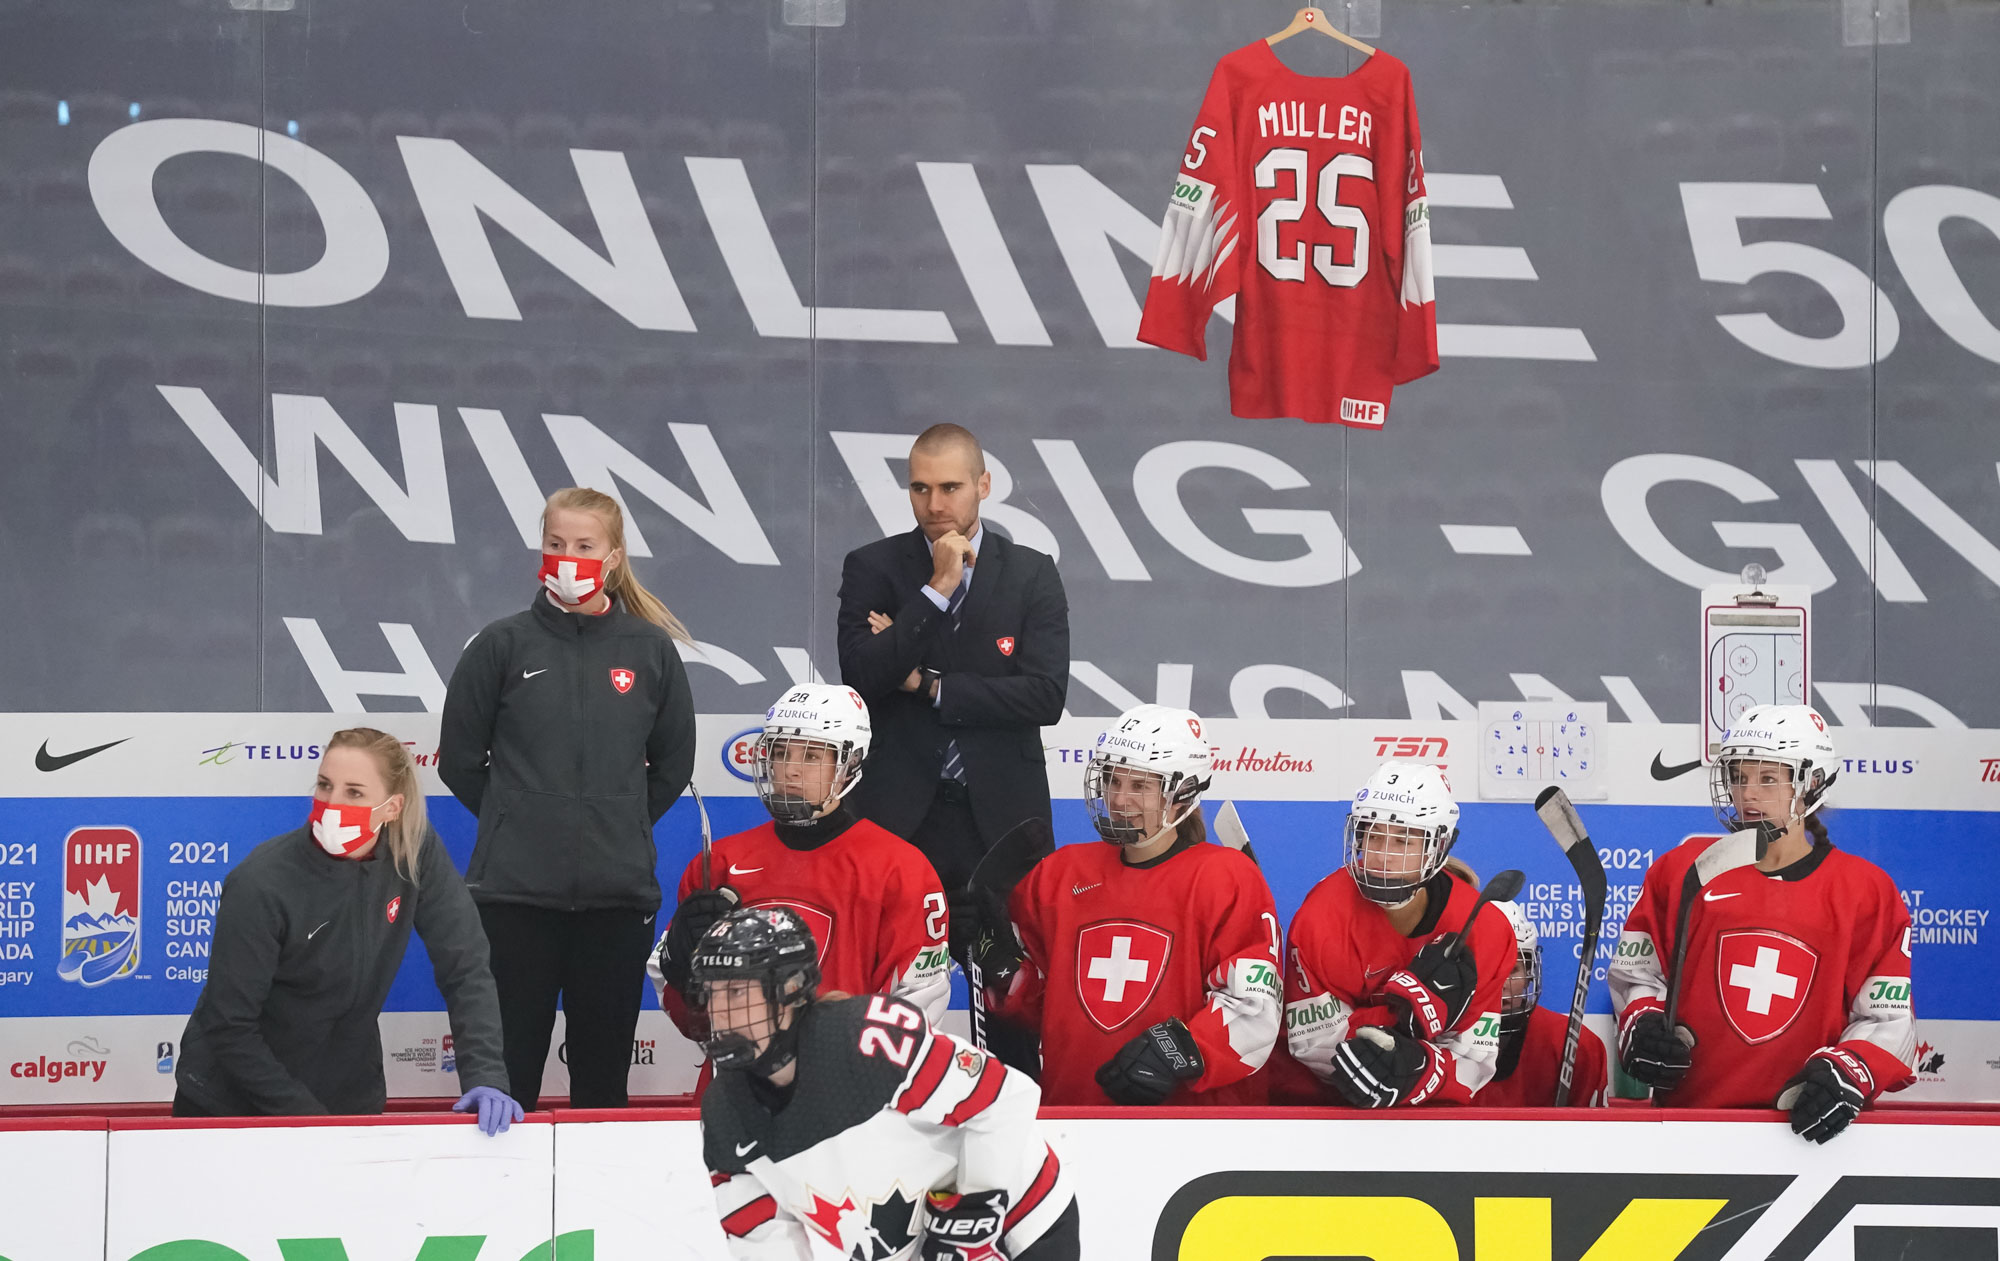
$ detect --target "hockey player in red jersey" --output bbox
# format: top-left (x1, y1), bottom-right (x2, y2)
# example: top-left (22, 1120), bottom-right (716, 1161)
top-left (1610, 705), bottom-right (1915, 1140)
top-left (1137, 39), bottom-right (1437, 427)
top-left (1475, 901), bottom-right (1607, 1108)
top-left (693, 907), bottom-right (1078, 1261)
top-left (652, 684), bottom-right (951, 1042)
top-left (977, 705), bottom-right (1282, 1106)
top-left (1280, 761), bottom-right (1514, 1107)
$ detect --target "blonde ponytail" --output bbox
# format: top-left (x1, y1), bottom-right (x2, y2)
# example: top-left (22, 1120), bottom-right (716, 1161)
top-left (1444, 855), bottom-right (1479, 886)
top-left (544, 487), bottom-right (693, 645)
top-left (326, 727), bottom-right (428, 886)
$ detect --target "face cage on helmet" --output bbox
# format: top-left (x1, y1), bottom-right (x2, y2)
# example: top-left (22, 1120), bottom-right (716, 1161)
top-left (1709, 755), bottom-right (1825, 834)
top-left (753, 733), bottom-right (862, 824)
top-left (1343, 814), bottom-right (1454, 907)
top-left (1084, 755), bottom-right (1199, 847)
top-left (690, 961), bottom-right (818, 1074)
top-left (1499, 940), bottom-right (1542, 1038)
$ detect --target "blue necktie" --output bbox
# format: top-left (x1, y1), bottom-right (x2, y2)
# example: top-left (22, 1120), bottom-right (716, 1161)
top-left (940, 581), bottom-right (968, 783)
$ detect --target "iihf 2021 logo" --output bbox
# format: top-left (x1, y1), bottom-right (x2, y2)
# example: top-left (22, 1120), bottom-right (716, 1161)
top-left (59, 827), bottom-right (142, 987)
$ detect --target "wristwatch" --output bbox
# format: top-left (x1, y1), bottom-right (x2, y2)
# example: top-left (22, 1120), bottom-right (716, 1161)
top-left (920, 667), bottom-right (944, 691)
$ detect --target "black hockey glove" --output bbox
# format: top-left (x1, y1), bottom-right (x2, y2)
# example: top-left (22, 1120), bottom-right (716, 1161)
top-left (656, 887), bottom-right (740, 996)
top-left (1619, 1006), bottom-right (1695, 1092)
top-left (1383, 937), bottom-right (1479, 1040)
top-left (1777, 1047), bottom-right (1874, 1144)
top-left (952, 885), bottom-right (1025, 989)
top-left (1329, 1026), bottom-right (1448, 1109)
top-left (1096, 1018), bottom-right (1206, 1105)
top-left (921, 1188), bottom-right (1010, 1261)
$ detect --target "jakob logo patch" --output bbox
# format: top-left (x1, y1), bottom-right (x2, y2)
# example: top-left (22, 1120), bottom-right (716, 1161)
top-left (609, 668), bottom-right (635, 694)
top-left (996, 636), bottom-right (1015, 657)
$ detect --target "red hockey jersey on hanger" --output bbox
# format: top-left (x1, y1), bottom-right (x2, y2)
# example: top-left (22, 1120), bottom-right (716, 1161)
top-left (1139, 41), bottom-right (1438, 428)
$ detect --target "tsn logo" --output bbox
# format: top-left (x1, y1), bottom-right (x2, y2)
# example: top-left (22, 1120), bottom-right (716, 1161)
top-left (1373, 736), bottom-right (1448, 759)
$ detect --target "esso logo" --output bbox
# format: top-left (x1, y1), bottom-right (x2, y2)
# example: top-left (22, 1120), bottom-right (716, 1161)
top-left (721, 727), bottom-right (763, 782)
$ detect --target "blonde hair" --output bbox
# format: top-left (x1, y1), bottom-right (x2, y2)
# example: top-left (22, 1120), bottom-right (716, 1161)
top-left (1444, 855), bottom-right (1479, 886)
top-left (327, 727), bottom-right (428, 886)
top-left (543, 487), bottom-right (693, 644)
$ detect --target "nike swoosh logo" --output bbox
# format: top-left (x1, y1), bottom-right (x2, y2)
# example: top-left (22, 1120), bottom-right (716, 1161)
top-left (1650, 752), bottom-right (1703, 781)
top-left (35, 738), bottom-right (130, 772)
top-left (523, 668), bottom-right (549, 679)
top-left (729, 864), bottom-right (764, 876)
top-left (1703, 890), bottom-right (1741, 902)
top-left (1071, 883), bottom-right (1100, 896)
top-left (306, 920), bottom-right (332, 940)
top-left (734, 1141), bottom-right (757, 1156)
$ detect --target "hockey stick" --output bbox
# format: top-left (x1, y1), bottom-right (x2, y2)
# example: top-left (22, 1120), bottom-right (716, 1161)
top-left (1439, 869), bottom-right (1525, 961)
top-left (1533, 786), bottom-right (1609, 1106)
top-left (960, 816), bottom-right (1055, 1050)
top-left (689, 784), bottom-right (715, 891)
top-left (1211, 800), bottom-right (1259, 865)
top-left (1660, 824), bottom-right (1772, 1028)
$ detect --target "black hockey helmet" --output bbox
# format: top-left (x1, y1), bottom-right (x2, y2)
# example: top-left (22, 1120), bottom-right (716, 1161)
top-left (689, 905), bottom-right (821, 1075)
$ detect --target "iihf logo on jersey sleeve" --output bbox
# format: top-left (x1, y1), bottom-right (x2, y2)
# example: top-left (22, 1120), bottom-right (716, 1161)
top-left (59, 826), bottom-right (142, 987)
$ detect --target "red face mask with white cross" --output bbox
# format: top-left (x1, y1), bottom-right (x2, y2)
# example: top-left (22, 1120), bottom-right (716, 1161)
top-left (309, 798), bottom-right (381, 858)
top-left (539, 554), bottom-right (605, 606)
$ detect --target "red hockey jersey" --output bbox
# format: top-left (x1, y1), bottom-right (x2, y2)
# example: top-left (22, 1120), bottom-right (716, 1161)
top-left (1138, 41), bottom-right (1438, 427)
top-left (1608, 838), bottom-right (1915, 1109)
top-left (1282, 869), bottom-right (1514, 1105)
top-left (654, 818), bottom-right (951, 1030)
top-left (1475, 1007), bottom-right (1608, 1109)
top-left (997, 839), bottom-right (1283, 1106)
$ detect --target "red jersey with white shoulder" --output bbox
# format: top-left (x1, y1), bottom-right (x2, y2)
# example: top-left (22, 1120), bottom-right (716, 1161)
top-left (1608, 837), bottom-right (1915, 1109)
top-left (1475, 1006), bottom-right (1608, 1109)
top-left (1138, 40), bottom-right (1438, 428)
top-left (998, 838), bottom-right (1283, 1106)
top-left (661, 818), bottom-right (950, 1026)
top-left (1281, 869), bottom-right (1513, 1104)
top-left (703, 995), bottom-right (1070, 1261)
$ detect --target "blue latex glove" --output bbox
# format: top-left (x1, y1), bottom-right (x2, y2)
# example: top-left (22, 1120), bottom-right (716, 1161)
top-left (453, 1085), bottom-right (524, 1136)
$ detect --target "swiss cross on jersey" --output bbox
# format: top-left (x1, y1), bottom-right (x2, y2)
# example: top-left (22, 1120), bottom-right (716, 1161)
top-left (996, 636), bottom-right (1015, 657)
top-left (1716, 929), bottom-right (1820, 1044)
top-left (1076, 920), bottom-right (1172, 1032)
top-left (609, 668), bottom-right (635, 694)
top-left (385, 896), bottom-right (400, 923)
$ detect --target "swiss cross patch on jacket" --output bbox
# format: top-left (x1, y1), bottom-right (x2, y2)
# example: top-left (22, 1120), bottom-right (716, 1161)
top-left (1139, 41), bottom-right (1439, 427)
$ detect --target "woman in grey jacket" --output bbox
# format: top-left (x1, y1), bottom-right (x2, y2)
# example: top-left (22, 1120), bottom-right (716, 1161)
top-left (174, 728), bottom-right (520, 1133)
top-left (440, 487), bottom-right (698, 1110)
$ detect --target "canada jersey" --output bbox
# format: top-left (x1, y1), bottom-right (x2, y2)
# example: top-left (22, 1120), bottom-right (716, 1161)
top-left (1608, 838), bottom-right (1915, 1109)
top-left (1283, 870), bottom-right (1514, 1104)
top-left (668, 819), bottom-right (950, 1023)
top-left (1138, 41), bottom-right (1438, 428)
top-left (1000, 839), bottom-right (1282, 1105)
top-left (702, 995), bottom-right (1071, 1261)
top-left (1476, 1007), bottom-right (1608, 1109)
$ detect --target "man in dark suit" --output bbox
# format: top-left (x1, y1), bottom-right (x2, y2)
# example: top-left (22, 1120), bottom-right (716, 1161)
top-left (837, 424), bottom-right (1069, 913)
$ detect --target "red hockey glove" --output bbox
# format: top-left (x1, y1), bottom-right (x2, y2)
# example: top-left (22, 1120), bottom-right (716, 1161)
top-left (1329, 1026), bottom-right (1449, 1108)
top-left (1383, 937), bottom-right (1478, 1039)
top-left (922, 1188), bottom-right (1010, 1261)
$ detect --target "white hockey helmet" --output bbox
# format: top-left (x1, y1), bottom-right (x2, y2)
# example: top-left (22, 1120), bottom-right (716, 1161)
top-left (1496, 900), bottom-right (1541, 1037)
top-left (1343, 760), bottom-right (1460, 907)
top-left (1085, 704), bottom-right (1213, 847)
top-left (754, 684), bottom-right (872, 823)
top-left (1710, 704), bottom-right (1838, 833)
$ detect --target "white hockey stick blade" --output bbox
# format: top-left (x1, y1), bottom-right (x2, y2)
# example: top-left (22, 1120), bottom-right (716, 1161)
top-left (1533, 785), bottom-right (1590, 851)
top-left (1695, 827), bottom-right (1762, 886)
top-left (1213, 801), bottom-right (1252, 853)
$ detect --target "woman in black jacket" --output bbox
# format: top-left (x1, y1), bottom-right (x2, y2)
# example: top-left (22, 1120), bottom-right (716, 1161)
top-left (440, 486), bottom-right (698, 1110)
top-left (175, 728), bottom-right (520, 1132)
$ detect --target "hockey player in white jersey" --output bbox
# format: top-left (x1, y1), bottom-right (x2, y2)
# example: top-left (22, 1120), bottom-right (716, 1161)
top-left (692, 906), bottom-right (1078, 1261)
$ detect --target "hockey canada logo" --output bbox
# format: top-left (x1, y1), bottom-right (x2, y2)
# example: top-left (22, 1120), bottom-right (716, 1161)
top-left (751, 898), bottom-right (834, 964)
top-left (1076, 920), bottom-right (1172, 1032)
top-left (802, 1187), bottom-right (920, 1260)
top-left (59, 826), bottom-right (142, 987)
top-left (1715, 929), bottom-right (1819, 1044)
top-left (609, 668), bottom-right (635, 694)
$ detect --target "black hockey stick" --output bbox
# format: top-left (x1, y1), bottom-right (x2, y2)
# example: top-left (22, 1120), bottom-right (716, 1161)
top-left (960, 816), bottom-right (1055, 1050)
top-left (1534, 786), bottom-right (1609, 1106)
top-left (1439, 869), bottom-right (1525, 961)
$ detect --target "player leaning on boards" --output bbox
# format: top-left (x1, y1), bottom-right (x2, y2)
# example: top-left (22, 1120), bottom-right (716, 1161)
top-left (693, 907), bottom-right (1079, 1261)
top-left (439, 487), bottom-right (699, 1112)
top-left (1610, 704), bottom-right (1916, 1141)
top-left (1473, 901), bottom-right (1608, 1108)
top-left (651, 683), bottom-right (952, 1041)
top-left (1275, 761), bottom-right (1515, 1107)
top-left (973, 704), bottom-right (1283, 1105)
top-left (174, 729), bottom-right (521, 1135)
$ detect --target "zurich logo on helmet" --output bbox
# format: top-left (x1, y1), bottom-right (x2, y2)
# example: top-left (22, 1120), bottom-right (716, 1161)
top-left (1096, 732), bottom-right (1106, 745)
top-left (1355, 788), bottom-right (1369, 801)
